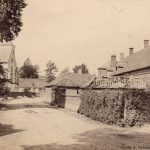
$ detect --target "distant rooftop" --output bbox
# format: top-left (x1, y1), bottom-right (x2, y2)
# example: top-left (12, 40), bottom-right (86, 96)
top-left (99, 40), bottom-right (150, 75)
top-left (115, 46), bottom-right (150, 75)
top-left (18, 78), bottom-right (46, 88)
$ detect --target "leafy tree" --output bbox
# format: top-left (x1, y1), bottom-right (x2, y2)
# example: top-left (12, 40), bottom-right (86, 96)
top-left (73, 63), bottom-right (89, 74)
top-left (0, 64), bottom-right (10, 95)
top-left (0, 0), bottom-right (26, 97)
top-left (60, 67), bottom-right (70, 75)
top-left (0, 0), bottom-right (27, 42)
top-left (45, 60), bottom-right (58, 83)
top-left (19, 65), bottom-right (39, 78)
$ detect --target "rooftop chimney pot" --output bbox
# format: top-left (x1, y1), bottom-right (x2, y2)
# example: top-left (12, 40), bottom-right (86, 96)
top-left (144, 40), bottom-right (149, 49)
top-left (120, 53), bottom-right (124, 61)
top-left (111, 54), bottom-right (116, 67)
top-left (129, 48), bottom-right (134, 55)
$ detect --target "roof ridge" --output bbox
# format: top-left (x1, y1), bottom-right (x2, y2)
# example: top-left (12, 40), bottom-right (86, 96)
top-left (122, 46), bottom-right (150, 61)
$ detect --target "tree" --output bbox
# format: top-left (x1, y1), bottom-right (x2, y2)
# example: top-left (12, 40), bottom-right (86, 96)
top-left (0, 0), bottom-right (26, 97)
top-left (0, 0), bottom-right (27, 42)
top-left (19, 65), bottom-right (39, 78)
top-left (0, 64), bottom-right (10, 95)
top-left (73, 63), bottom-right (89, 74)
top-left (45, 60), bottom-right (58, 83)
top-left (60, 67), bottom-right (70, 75)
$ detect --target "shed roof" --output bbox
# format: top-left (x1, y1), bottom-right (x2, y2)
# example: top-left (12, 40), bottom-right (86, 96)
top-left (46, 73), bottom-right (95, 88)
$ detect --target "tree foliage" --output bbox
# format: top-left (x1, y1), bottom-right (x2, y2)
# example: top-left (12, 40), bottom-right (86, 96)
top-left (45, 60), bottom-right (58, 83)
top-left (19, 64), bottom-right (39, 78)
top-left (0, 0), bottom-right (27, 42)
top-left (73, 63), bottom-right (89, 74)
top-left (0, 64), bottom-right (10, 95)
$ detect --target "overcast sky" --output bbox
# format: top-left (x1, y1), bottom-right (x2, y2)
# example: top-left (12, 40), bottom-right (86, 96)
top-left (14, 0), bottom-right (150, 75)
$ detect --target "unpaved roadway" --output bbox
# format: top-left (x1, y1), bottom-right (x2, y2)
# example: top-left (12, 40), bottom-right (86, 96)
top-left (0, 97), bottom-right (150, 150)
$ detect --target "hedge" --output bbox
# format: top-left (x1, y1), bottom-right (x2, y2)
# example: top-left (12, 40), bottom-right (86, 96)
top-left (78, 89), bottom-right (150, 127)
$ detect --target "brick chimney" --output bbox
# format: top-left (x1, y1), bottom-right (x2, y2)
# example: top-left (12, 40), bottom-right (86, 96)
top-left (98, 68), bottom-right (107, 78)
top-left (144, 40), bottom-right (149, 49)
top-left (110, 55), bottom-right (116, 67)
top-left (129, 48), bottom-right (134, 56)
top-left (120, 53), bottom-right (124, 61)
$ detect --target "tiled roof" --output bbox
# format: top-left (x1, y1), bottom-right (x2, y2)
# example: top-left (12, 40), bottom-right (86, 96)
top-left (116, 47), bottom-right (150, 75)
top-left (0, 44), bottom-right (13, 63)
top-left (100, 46), bottom-right (150, 75)
top-left (18, 78), bottom-right (46, 88)
top-left (87, 77), bottom-right (146, 89)
top-left (116, 47), bottom-right (150, 74)
top-left (46, 73), bottom-right (95, 88)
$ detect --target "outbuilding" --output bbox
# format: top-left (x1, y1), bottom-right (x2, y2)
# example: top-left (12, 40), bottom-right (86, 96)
top-left (46, 73), bottom-right (95, 111)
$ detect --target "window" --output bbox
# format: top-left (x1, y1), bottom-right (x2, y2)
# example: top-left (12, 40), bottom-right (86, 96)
top-left (11, 66), bottom-right (13, 81)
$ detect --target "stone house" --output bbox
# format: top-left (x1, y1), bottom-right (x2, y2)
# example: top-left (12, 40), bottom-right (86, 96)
top-left (98, 40), bottom-right (150, 80)
top-left (0, 42), bottom-right (19, 92)
top-left (46, 72), bottom-right (95, 111)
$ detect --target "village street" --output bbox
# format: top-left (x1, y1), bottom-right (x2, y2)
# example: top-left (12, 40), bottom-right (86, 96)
top-left (0, 97), bottom-right (150, 150)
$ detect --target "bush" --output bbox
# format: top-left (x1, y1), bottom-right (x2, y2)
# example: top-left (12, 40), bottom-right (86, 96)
top-left (78, 89), bottom-right (150, 127)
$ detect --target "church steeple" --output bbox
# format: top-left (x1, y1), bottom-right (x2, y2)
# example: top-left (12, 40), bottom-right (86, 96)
top-left (24, 57), bottom-right (32, 66)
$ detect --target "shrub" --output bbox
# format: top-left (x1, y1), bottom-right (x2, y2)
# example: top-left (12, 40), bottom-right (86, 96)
top-left (78, 89), bottom-right (150, 127)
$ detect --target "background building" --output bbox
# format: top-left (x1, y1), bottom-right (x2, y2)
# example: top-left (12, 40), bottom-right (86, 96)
top-left (0, 42), bottom-right (19, 92)
top-left (46, 72), bottom-right (95, 111)
top-left (17, 77), bottom-right (46, 96)
top-left (98, 40), bottom-right (150, 79)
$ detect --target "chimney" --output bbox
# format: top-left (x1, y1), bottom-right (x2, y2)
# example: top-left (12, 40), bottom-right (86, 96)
top-left (144, 40), bottom-right (149, 49)
top-left (120, 53), bottom-right (124, 61)
top-left (129, 48), bottom-right (134, 55)
top-left (98, 68), bottom-right (107, 78)
top-left (111, 55), bottom-right (116, 67)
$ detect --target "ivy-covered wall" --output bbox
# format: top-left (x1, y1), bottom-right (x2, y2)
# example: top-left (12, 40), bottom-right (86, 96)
top-left (78, 89), bottom-right (150, 127)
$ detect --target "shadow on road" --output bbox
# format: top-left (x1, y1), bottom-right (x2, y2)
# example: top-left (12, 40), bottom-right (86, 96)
top-left (22, 128), bottom-right (150, 150)
top-left (0, 123), bottom-right (24, 137)
top-left (6, 103), bottom-right (52, 110)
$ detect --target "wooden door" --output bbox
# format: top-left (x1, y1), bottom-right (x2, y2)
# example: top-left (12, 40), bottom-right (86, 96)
top-left (55, 88), bottom-right (66, 108)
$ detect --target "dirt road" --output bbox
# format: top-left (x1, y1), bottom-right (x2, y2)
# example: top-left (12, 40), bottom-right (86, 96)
top-left (0, 97), bottom-right (150, 150)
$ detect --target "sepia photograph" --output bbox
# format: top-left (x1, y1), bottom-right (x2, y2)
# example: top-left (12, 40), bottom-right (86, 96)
top-left (0, 0), bottom-right (150, 149)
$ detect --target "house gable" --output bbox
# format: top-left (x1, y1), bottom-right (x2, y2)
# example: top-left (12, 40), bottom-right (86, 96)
top-left (0, 43), bottom-right (12, 63)
top-left (8, 45), bottom-right (17, 83)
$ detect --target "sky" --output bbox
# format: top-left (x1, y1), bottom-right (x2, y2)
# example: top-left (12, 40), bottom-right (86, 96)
top-left (14, 0), bottom-right (150, 75)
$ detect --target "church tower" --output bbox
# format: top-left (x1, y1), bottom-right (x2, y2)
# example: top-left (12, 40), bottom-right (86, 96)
top-left (24, 57), bottom-right (32, 66)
